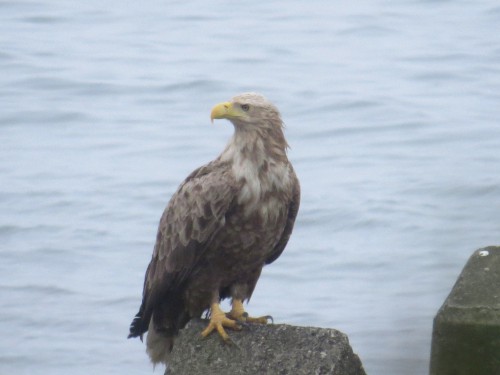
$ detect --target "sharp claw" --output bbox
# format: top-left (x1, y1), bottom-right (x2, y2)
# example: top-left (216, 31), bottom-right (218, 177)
top-left (226, 312), bottom-right (249, 327)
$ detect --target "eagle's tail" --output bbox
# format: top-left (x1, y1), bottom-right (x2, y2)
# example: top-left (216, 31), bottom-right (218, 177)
top-left (145, 319), bottom-right (175, 365)
top-left (128, 306), bottom-right (175, 365)
top-left (129, 296), bottom-right (190, 365)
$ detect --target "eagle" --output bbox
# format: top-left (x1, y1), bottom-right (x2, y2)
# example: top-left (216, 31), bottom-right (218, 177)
top-left (128, 93), bottom-right (300, 365)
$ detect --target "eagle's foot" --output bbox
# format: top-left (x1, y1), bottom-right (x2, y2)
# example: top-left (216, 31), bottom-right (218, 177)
top-left (228, 299), bottom-right (273, 324)
top-left (201, 303), bottom-right (241, 342)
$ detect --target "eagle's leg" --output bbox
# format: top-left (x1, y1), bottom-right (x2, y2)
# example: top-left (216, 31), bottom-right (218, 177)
top-left (228, 299), bottom-right (273, 324)
top-left (200, 302), bottom-right (241, 341)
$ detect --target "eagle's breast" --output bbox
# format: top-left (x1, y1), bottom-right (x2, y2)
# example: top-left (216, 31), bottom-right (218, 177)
top-left (230, 150), bottom-right (291, 222)
top-left (221, 133), bottom-right (291, 211)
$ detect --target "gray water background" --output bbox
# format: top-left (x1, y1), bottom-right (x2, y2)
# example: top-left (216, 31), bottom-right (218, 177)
top-left (1, 1), bottom-right (500, 374)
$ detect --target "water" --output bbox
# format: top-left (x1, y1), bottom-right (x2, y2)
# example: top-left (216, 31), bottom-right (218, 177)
top-left (1, 1), bottom-right (500, 374)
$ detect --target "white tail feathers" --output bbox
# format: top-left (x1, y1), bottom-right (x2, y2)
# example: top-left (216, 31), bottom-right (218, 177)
top-left (146, 318), bottom-right (174, 366)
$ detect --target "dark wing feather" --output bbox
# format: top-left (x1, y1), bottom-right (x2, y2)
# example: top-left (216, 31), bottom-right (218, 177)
top-left (128, 160), bottom-right (237, 338)
top-left (265, 167), bottom-right (300, 265)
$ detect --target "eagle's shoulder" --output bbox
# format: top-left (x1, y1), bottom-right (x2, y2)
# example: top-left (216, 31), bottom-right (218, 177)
top-left (147, 159), bottom-right (238, 287)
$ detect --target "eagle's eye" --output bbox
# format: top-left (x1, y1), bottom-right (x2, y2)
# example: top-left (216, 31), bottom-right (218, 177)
top-left (241, 104), bottom-right (250, 112)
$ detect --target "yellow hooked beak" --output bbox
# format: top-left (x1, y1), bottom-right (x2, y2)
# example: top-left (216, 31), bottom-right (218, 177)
top-left (210, 101), bottom-right (244, 123)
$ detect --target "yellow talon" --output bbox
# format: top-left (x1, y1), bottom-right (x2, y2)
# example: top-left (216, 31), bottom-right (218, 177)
top-left (227, 299), bottom-right (273, 324)
top-left (200, 303), bottom-right (241, 341)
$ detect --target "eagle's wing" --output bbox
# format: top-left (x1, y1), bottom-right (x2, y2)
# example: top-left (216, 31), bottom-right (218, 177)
top-left (265, 167), bottom-right (300, 265)
top-left (149, 161), bottom-right (237, 286)
top-left (129, 160), bottom-right (237, 338)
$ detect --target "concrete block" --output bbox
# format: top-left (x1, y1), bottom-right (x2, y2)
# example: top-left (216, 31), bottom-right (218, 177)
top-left (430, 246), bottom-right (500, 375)
top-left (166, 319), bottom-right (366, 375)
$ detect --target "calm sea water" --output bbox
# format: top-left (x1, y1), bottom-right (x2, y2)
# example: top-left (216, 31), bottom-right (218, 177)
top-left (1, 1), bottom-right (500, 374)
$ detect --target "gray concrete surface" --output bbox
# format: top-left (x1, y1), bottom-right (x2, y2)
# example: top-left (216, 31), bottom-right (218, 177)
top-left (430, 246), bottom-right (500, 375)
top-left (166, 319), bottom-right (366, 375)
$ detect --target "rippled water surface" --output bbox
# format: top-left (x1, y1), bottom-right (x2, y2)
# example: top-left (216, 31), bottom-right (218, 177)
top-left (1, 1), bottom-right (500, 374)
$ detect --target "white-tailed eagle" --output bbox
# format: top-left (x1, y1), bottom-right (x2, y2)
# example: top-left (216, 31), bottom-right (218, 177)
top-left (128, 93), bottom-right (300, 365)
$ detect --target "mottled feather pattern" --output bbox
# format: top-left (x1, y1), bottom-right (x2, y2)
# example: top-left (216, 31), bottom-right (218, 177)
top-left (128, 93), bottom-right (300, 365)
top-left (144, 160), bottom-right (239, 302)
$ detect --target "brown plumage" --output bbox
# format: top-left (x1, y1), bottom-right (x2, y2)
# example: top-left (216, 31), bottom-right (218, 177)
top-left (128, 93), bottom-right (300, 365)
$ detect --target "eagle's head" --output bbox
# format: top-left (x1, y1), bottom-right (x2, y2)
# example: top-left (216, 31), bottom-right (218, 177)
top-left (210, 92), bottom-right (282, 131)
top-left (212, 92), bottom-right (289, 163)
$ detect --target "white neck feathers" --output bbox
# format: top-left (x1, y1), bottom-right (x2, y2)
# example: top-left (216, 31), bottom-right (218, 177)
top-left (220, 131), bottom-right (290, 207)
